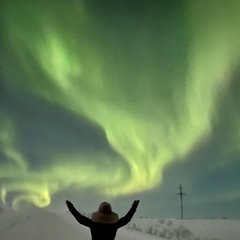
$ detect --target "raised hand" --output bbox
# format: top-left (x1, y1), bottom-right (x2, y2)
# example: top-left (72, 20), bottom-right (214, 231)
top-left (66, 200), bottom-right (73, 209)
top-left (132, 200), bottom-right (140, 210)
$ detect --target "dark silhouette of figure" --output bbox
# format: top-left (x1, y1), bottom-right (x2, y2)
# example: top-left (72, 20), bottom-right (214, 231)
top-left (66, 199), bottom-right (140, 240)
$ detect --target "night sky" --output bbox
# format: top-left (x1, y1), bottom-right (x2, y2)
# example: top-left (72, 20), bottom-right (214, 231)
top-left (1, 0), bottom-right (240, 219)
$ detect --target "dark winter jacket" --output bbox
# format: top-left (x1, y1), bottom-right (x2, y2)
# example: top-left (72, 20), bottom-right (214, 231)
top-left (68, 205), bottom-right (136, 240)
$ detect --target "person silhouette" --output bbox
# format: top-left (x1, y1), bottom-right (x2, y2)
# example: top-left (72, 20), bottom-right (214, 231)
top-left (66, 199), bottom-right (140, 240)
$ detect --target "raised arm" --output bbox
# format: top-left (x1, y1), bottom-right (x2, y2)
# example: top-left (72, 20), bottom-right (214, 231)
top-left (66, 200), bottom-right (92, 227)
top-left (116, 200), bottom-right (140, 228)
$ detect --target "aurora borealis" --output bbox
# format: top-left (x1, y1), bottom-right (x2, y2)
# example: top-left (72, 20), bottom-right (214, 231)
top-left (0, 0), bottom-right (240, 218)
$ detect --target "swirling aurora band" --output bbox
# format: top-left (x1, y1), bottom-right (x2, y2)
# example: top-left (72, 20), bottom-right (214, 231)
top-left (0, 0), bottom-right (240, 208)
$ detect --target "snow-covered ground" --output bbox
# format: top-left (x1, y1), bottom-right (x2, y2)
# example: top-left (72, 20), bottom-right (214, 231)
top-left (0, 209), bottom-right (239, 240)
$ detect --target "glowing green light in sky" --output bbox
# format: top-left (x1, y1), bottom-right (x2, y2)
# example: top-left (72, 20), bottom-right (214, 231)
top-left (1, 0), bottom-right (240, 208)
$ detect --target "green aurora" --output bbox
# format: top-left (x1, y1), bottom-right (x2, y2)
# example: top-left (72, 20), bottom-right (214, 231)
top-left (0, 0), bottom-right (240, 209)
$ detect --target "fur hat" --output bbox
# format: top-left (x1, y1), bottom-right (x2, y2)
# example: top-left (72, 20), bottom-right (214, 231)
top-left (91, 202), bottom-right (119, 224)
